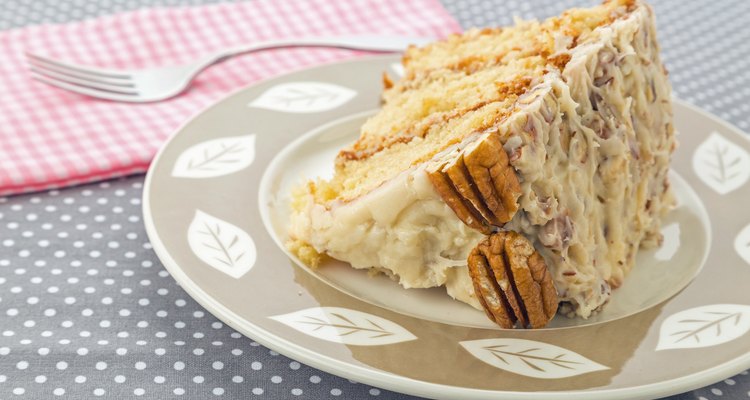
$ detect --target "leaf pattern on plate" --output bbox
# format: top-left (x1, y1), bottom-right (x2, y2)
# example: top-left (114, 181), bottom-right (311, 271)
top-left (691, 132), bottom-right (750, 195)
top-left (269, 307), bottom-right (417, 346)
top-left (187, 210), bottom-right (256, 279)
top-left (172, 135), bottom-right (256, 178)
top-left (460, 338), bottom-right (609, 379)
top-left (248, 82), bottom-right (357, 113)
top-left (656, 304), bottom-right (750, 351)
top-left (654, 223), bottom-right (680, 261)
top-left (734, 223), bottom-right (750, 266)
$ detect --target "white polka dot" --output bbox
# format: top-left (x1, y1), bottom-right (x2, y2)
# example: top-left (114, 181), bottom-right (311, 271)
top-left (155, 348), bottom-right (166, 356)
top-left (213, 388), bottom-right (225, 396)
top-left (193, 348), bottom-right (204, 355)
top-left (135, 361), bottom-right (147, 370)
top-left (290, 361), bottom-right (301, 370)
top-left (174, 362), bottom-right (185, 371)
top-left (13, 388), bottom-right (25, 395)
top-left (77, 348), bottom-right (89, 356)
top-left (193, 376), bottom-right (204, 384)
top-left (291, 388), bottom-right (303, 396)
top-left (271, 376), bottom-right (282, 383)
top-left (0, 375), bottom-right (5, 383)
top-left (231, 349), bottom-right (242, 356)
top-left (252, 387), bottom-right (262, 394)
top-left (35, 375), bottom-right (47, 383)
top-left (75, 376), bottom-right (86, 384)
top-left (94, 388), bottom-right (105, 396)
top-left (53, 388), bottom-right (65, 396)
top-left (174, 388), bottom-right (185, 395)
top-left (711, 388), bottom-right (723, 396)
top-left (134, 388), bottom-right (145, 396)
top-left (38, 348), bottom-right (50, 355)
top-left (56, 361), bottom-right (68, 370)
top-left (233, 376), bottom-right (244, 383)
top-left (213, 361), bottom-right (224, 370)
top-left (331, 388), bottom-right (342, 396)
top-left (309, 375), bottom-right (321, 384)
top-left (16, 361), bottom-right (28, 370)
top-left (369, 388), bottom-right (381, 396)
top-left (154, 376), bottom-right (165, 384)
top-left (114, 375), bottom-right (126, 383)
top-left (96, 361), bottom-right (107, 370)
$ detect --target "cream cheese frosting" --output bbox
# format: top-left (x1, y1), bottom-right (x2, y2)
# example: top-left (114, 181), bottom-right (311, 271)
top-left (290, 167), bottom-right (485, 309)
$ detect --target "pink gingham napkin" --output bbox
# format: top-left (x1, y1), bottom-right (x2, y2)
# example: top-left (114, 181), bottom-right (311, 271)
top-left (0, 0), bottom-right (460, 196)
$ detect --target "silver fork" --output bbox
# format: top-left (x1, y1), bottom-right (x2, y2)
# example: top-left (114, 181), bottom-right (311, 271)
top-left (26, 35), bottom-right (430, 103)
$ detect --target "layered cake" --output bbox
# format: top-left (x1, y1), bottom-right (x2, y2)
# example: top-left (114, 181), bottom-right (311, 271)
top-left (289, 0), bottom-right (675, 328)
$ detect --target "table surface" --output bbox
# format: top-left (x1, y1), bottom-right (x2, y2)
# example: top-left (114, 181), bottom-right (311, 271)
top-left (1, 0), bottom-right (749, 399)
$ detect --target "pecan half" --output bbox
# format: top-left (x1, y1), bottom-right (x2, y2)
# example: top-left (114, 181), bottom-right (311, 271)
top-left (427, 133), bottom-right (521, 232)
top-left (467, 231), bottom-right (558, 329)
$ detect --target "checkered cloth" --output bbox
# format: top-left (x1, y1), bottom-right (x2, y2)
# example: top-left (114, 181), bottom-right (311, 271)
top-left (0, 0), bottom-right (460, 196)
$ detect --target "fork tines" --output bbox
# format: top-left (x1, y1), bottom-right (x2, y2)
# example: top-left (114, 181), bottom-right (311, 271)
top-left (26, 52), bottom-right (140, 100)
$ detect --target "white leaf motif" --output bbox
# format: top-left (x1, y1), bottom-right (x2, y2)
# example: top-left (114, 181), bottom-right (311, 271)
top-left (654, 223), bottom-right (680, 261)
top-left (248, 82), bottom-right (356, 113)
top-left (460, 338), bottom-right (609, 379)
top-left (692, 132), bottom-right (750, 195)
top-left (656, 304), bottom-right (750, 351)
top-left (734, 223), bottom-right (750, 266)
top-left (172, 135), bottom-right (256, 178)
top-left (269, 307), bottom-right (416, 346)
top-left (390, 62), bottom-right (404, 77)
top-left (187, 210), bottom-right (256, 279)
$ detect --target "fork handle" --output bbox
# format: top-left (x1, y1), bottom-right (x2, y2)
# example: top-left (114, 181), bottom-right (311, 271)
top-left (209, 35), bottom-right (432, 64)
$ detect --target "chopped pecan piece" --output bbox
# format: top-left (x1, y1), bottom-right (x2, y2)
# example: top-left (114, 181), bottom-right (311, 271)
top-left (467, 231), bottom-right (558, 328)
top-left (427, 133), bottom-right (521, 231)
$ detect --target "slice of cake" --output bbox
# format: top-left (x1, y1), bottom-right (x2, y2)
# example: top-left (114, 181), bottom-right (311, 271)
top-left (289, 0), bottom-right (675, 328)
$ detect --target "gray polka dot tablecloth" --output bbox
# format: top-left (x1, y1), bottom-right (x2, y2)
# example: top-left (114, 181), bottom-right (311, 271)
top-left (1, 0), bottom-right (749, 399)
